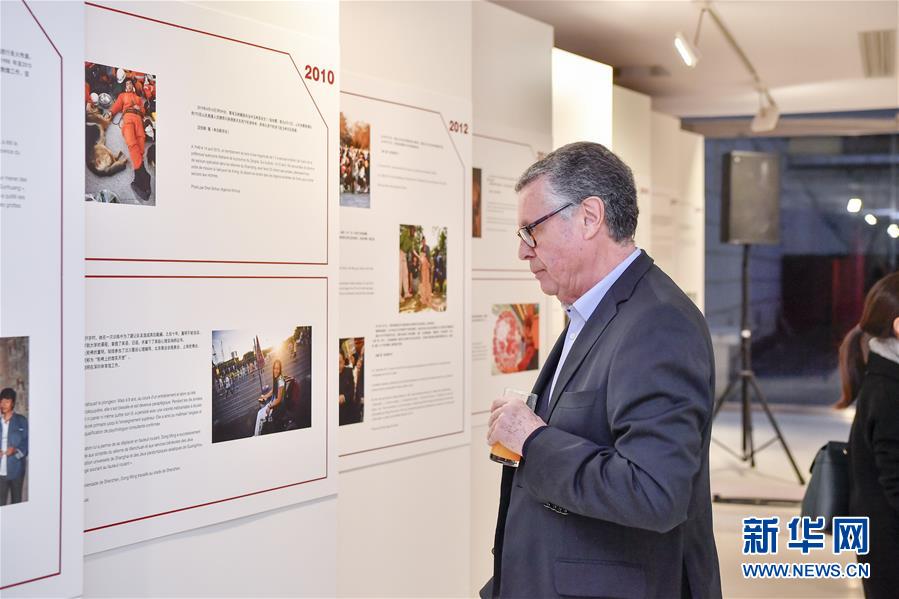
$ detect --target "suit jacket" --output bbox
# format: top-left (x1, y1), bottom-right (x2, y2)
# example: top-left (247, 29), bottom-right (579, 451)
top-left (848, 351), bottom-right (899, 598)
top-left (482, 251), bottom-right (721, 599)
top-left (2, 412), bottom-right (28, 480)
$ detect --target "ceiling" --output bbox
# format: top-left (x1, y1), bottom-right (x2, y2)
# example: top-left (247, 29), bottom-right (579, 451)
top-left (494, 0), bottom-right (899, 124)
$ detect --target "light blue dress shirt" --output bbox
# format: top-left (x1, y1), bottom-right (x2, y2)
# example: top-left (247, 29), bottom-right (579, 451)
top-left (546, 248), bottom-right (642, 405)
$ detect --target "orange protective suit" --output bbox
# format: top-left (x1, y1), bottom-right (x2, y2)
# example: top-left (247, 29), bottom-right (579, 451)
top-left (110, 91), bottom-right (146, 169)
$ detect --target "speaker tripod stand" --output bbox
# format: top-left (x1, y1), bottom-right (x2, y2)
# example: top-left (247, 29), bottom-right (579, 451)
top-left (711, 245), bottom-right (805, 505)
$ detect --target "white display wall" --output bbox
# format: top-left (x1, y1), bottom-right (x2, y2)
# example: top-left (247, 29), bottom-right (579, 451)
top-left (0, 2), bottom-right (84, 596)
top-left (650, 112), bottom-right (706, 311)
top-left (612, 87), bottom-right (706, 312)
top-left (82, 0), bottom-right (341, 596)
top-left (612, 85), bottom-right (654, 254)
top-left (469, 2), bottom-right (554, 595)
top-left (549, 47), bottom-right (614, 341)
top-left (552, 48), bottom-right (613, 148)
top-left (0, 2), bottom-right (709, 596)
top-left (337, 2), bottom-right (473, 597)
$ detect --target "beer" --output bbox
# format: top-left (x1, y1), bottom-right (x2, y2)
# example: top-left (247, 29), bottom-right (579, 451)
top-left (489, 388), bottom-right (537, 467)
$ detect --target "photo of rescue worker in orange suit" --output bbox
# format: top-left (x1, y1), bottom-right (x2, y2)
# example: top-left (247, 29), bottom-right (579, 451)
top-left (84, 62), bottom-right (156, 205)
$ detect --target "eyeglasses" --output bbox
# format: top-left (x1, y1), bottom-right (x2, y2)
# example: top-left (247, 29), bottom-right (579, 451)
top-left (516, 202), bottom-right (576, 248)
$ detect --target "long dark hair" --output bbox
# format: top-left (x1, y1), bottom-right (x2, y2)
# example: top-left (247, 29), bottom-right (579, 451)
top-left (837, 272), bottom-right (899, 408)
top-left (271, 359), bottom-right (283, 393)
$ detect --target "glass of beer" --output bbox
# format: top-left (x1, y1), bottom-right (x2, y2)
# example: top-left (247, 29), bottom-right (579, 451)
top-left (490, 388), bottom-right (537, 467)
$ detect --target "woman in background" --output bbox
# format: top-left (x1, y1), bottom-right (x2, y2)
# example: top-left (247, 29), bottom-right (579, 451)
top-left (838, 271), bottom-right (899, 598)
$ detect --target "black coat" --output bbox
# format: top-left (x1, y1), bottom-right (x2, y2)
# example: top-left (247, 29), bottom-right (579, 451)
top-left (848, 351), bottom-right (899, 599)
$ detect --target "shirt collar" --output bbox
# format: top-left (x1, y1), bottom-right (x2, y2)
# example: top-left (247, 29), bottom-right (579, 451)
top-left (565, 248), bottom-right (642, 324)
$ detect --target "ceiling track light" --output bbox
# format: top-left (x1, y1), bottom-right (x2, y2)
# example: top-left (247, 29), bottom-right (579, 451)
top-left (674, 2), bottom-right (779, 132)
top-left (751, 89), bottom-right (780, 133)
top-left (674, 31), bottom-right (701, 68)
top-left (675, 8), bottom-right (705, 68)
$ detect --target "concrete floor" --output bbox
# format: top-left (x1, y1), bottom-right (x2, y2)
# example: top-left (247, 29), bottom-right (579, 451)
top-left (710, 405), bottom-right (863, 598)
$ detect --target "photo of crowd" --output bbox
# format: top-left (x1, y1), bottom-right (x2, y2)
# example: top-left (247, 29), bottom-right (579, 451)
top-left (472, 167), bottom-right (482, 238)
top-left (491, 304), bottom-right (539, 375)
top-left (211, 326), bottom-right (312, 444)
top-left (339, 112), bottom-right (371, 208)
top-left (338, 337), bottom-right (365, 426)
top-left (0, 336), bottom-right (29, 506)
top-left (84, 62), bottom-right (157, 205)
top-left (399, 224), bottom-right (448, 313)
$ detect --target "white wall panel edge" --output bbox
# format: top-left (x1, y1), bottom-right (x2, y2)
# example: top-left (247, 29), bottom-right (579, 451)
top-left (471, 4), bottom-right (554, 596)
top-left (338, 2), bottom-right (473, 597)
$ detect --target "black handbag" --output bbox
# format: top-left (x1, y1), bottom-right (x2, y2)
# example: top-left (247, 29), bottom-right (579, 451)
top-left (800, 441), bottom-right (849, 532)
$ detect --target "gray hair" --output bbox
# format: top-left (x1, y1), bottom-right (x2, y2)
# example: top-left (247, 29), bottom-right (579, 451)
top-left (515, 142), bottom-right (638, 243)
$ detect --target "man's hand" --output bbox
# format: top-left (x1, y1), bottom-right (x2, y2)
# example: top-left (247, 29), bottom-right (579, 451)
top-left (487, 397), bottom-right (546, 456)
top-left (5, 446), bottom-right (15, 457)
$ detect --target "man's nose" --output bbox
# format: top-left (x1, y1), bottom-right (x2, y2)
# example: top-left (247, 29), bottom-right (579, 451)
top-left (518, 238), bottom-right (534, 261)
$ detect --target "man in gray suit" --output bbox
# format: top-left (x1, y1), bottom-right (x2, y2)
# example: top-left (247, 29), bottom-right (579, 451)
top-left (483, 142), bottom-right (721, 598)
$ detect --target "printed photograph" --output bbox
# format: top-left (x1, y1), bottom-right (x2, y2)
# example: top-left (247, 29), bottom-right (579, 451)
top-left (339, 112), bottom-right (371, 208)
top-left (211, 326), bottom-right (312, 444)
top-left (399, 224), bottom-right (448, 313)
top-left (472, 167), bottom-right (482, 238)
top-left (0, 336), bottom-right (29, 506)
top-left (84, 62), bottom-right (157, 205)
top-left (491, 304), bottom-right (540, 374)
top-left (338, 337), bottom-right (365, 426)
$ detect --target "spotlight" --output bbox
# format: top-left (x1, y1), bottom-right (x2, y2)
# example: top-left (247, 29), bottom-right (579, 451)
top-left (865, 214), bottom-right (878, 225)
top-left (676, 4), bottom-right (781, 134)
top-left (847, 198), bottom-right (863, 213)
top-left (750, 92), bottom-right (780, 133)
top-left (674, 31), bottom-right (701, 68)
top-left (888, 224), bottom-right (899, 238)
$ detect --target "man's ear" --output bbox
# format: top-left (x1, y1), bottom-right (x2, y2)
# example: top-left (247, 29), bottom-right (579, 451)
top-left (579, 196), bottom-right (605, 240)
top-left (893, 316), bottom-right (899, 339)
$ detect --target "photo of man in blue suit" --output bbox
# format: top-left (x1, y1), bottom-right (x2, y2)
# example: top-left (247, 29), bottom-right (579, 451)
top-left (1, 387), bottom-right (28, 506)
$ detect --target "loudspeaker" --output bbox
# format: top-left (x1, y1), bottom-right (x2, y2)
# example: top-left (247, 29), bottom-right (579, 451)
top-left (721, 151), bottom-right (780, 245)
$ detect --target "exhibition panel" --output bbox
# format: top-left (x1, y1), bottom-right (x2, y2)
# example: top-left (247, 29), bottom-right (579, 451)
top-left (471, 129), bottom-right (548, 272)
top-left (0, 1), bottom-right (85, 596)
top-left (83, 276), bottom-right (333, 553)
top-left (337, 73), bottom-right (471, 470)
top-left (470, 128), bottom-right (551, 421)
top-left (81, 1), bottom-right (339, 557)
top-left (84, 1), bottom-right (333, 265)
top-left (470, 278), bottom-right (545, 415)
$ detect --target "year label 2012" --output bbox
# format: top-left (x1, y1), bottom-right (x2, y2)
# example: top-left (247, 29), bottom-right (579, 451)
top-left (448, 120), bottom-right (469, 135)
